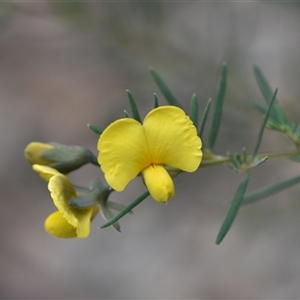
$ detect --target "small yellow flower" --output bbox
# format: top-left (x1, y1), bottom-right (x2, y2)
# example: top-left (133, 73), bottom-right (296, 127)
top-left (33, 165), bottom-right (99, 238)
top-left (98, 106), bottom-right (202, 202)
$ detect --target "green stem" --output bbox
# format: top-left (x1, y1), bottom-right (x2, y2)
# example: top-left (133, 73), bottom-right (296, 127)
top-left (200, 149), bottom-right (300, 168)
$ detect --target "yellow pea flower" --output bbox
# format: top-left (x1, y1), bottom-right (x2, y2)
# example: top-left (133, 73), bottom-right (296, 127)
top-left (33, 165), bottom-right (99, 238)
top-left (98, 106), bottom-right (202, 203)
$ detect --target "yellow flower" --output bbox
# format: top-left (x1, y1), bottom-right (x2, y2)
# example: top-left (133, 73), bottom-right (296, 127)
top-left (98, 106), bottom-right (202, 203)
top-left (33, 165), bottom-right (99, 238)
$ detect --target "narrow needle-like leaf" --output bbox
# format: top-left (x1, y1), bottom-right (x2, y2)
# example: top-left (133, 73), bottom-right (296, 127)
top-left (87, 124), bottom-right (103, 135)
top-left (198, 98), bottom-right (211, 137)
top-left (126, 90), bottom-right (142, 123)
top-left (253, 103), bottom-right (267, 115)
top-left (100, 204), bottom-right (121, 232)
top-left (124, 110), bottom-right (130, 118)
top-left (150, 68), bottom-right (182, 108)
top-left (99, 191), bottom-right (150, 229)
top-left (227, 152), bottom-right (239, 169)
top-left (154, 93), bottom-right (159, 108)
top-left (107, 200), bottom-right (130, 212)
top-left (189, 93), bottom-right (198, 130)
top-left (216, 173), bottom-right (250, 245)
top-left (252, 88), bottom-right (278, 158)
top-left (243, 174), bottom-right (300, 205)
top-left (208, 62), bottom-right (227, 150)
top-left (253, 65), bottom-right (288, 124)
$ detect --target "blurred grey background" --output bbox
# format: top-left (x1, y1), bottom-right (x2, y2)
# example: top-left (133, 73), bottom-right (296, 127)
top-left (2, 2), bottom-right (300, 299)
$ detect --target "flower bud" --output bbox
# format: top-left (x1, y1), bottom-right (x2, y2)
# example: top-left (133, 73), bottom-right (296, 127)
top-left (24, 142), bottom-right (97, 173)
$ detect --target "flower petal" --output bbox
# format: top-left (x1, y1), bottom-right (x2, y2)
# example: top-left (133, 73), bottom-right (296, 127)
top-left (32, 164), bottom-right (61, 181)
top-left (24, 142), bottom-right (54, 165)
top-left (74, 205), bottom-right (99, 238)
top-left (48, 174), bottom-right (100, 238)
top-left (143, 106), bottom-right (202, 172)
top-left (142, 164), bottom-right (175, 203)
top-left (44, 211), bottom-right (77, 238)
top-left (98, 118), bottom-right (151, 191)
top-left (48, 174), bottom-right (78, 227)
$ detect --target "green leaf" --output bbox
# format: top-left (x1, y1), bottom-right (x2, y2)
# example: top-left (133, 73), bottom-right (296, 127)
top-left (224, 163), bottom-right (238, 173)
top-left (126, 90), bottom-right (142, 123)
top-left (242, 174), bottom-right (300, 205)
top-left (253, 65), bottom-right (288, 125)
top-left (216, 172), bottom-right (250, 244)
top-left (189, 93), bottom-right (198, 130)
top-left (107, 201), bottom-right (131, 212)
top-left (227, 152), bottom-right (239, 169)
top-left (154, 93), bottom-right (159, 108)
top-left (100, 204), bottom-right (121, 232)
top-left (235, 153), bottom-right (243, 165)
top-left (252, 88), bottom-right (278, 158)
top-left (150, 68), bottom-right (182, 108)
top-left (208, 62), bottom-right (227, 150)
top-left (242, 148), bottom-right (247, 163)
top-left (124, 110), bottom-right (130, 118)
top-left (224, 152), bottom-right (241, 173)
top-left (253, 103), bottom-right (281, 131)
top-left (198, 98), bottom-right (211, 138)
top-left (99, 191), bottom-right (150, 229)
top-left (87, 124), bottom-right (104, 135)
top-left (253, 103), bottom-right (267, 115)
top-left (249, 156), bottom-right (268, 168)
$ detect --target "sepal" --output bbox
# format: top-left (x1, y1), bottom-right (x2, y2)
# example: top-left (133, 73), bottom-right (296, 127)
top-left (42, 142), bottom-right (97, 173)
top-left (70, 179), bottom-right (112, 208)
top-left (87, 124), bottom-right (104, 135)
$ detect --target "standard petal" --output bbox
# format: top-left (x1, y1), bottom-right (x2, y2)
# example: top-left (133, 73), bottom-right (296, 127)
top-left (48, 174), bottom-right (78, 228)
top-left (143, 106), bottom-right (202, 172)
top-left (44, 211), bottom-right (77, 238)
top-left (32, 164), bottom-right (61, 181)
top-left (24, 142), bottom-right (54, 165)
top-left (142, 164), bottom-right (175, 203)
top-left (98, 118), bottom-right (151, 191)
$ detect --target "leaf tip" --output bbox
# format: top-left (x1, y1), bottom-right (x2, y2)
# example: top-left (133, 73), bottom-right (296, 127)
top-left (215, 236), bottom-right (222, 245)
